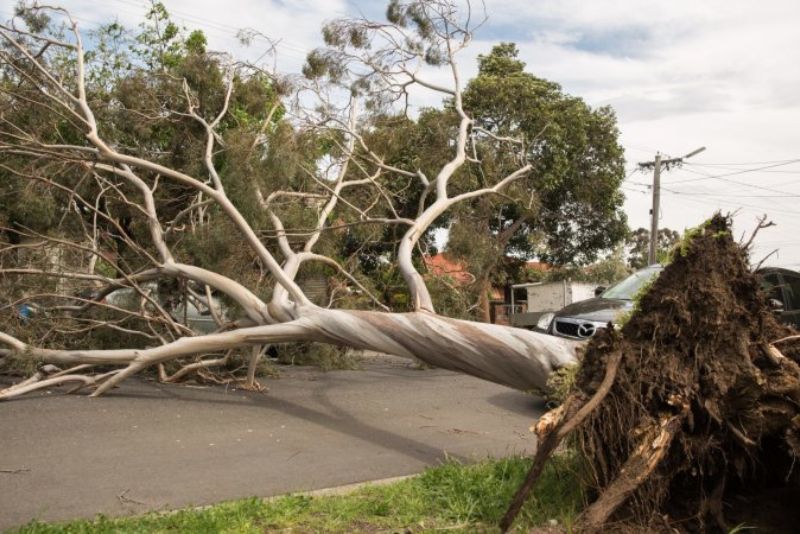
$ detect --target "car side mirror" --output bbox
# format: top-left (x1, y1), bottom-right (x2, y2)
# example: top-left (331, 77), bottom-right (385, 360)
top-left (769, 298), bottom-right (785, 313)
top-left (594, 286), bottom-right (607, 297)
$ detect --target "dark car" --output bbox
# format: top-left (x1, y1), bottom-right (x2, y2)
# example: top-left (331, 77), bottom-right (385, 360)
top-left (758, 267), bottom-right (800, 328)
top-left (538, 264), bottom-right (800, 340)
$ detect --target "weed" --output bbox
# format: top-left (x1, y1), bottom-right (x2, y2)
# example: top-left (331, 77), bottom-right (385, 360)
top-left (544, 364), bottom-right (579, 407)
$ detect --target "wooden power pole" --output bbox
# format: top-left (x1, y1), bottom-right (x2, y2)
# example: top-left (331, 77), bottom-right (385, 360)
top-left (638, 146), bottom-right (706, 265)
top-left (648, 153), bottom-right (662, 265)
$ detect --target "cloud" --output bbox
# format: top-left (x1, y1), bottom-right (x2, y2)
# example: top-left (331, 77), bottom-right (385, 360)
top-left (478, 0), bottom-right (800, 120)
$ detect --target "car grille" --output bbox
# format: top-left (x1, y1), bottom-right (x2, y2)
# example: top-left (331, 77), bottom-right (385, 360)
top-left (554, 320), bottom-right (580, 337)
top-left (553, 319), bottom-right (606, 339)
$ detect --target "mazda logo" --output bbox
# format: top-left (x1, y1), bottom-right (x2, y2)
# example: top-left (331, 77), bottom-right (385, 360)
top-left (577, 323), bottom-right (596, 338)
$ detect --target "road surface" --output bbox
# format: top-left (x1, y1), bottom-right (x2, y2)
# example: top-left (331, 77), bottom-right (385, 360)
top-left (0, 354), bottom-right (544, 530)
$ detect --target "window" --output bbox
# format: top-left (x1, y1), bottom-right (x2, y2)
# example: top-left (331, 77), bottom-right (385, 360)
top-left (782, 273), bottom-right (800, 310)
top-left (760, 272), bottom-right (783, 302)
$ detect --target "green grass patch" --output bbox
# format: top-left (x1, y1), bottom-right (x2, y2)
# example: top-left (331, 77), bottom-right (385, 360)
top-left (13, 455), bottom-right (585, 533)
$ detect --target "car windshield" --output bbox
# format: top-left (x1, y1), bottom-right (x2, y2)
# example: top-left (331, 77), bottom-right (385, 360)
top-left (601, 265), bottom-right (663, 300)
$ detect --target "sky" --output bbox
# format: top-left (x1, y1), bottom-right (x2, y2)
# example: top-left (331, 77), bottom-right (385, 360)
top-left (4, 0), bottom-right (800, 269)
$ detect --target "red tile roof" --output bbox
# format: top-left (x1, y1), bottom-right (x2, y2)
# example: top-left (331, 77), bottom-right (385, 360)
top-left (423, 254), bottom-right (475, 285)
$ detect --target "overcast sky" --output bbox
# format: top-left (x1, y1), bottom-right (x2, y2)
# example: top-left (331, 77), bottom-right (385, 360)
top-left (6, 0), bottom-right (800, 268)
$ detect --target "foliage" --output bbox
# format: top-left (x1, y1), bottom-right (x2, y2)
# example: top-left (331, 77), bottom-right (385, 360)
top-left (455, 42), bottom-right (628, 268)
top-left (436, 43), bottom-right (629, 318)
top-left (544, 363), bottom-right (579, 407)
top-left (273, 342), bottom-right (361, 371)
top-left (12, 455), bottom-right (584, 533)
top-left (626, 227), bottom-right (680, 269)
top-left (0, 2), bottom-right (587, 392)
top-left (426, 274), bottom-right (473, 319)
top-left (543, 246), bottom-right (631, 285)
top-left (0, 1), bottom-right (303, 352)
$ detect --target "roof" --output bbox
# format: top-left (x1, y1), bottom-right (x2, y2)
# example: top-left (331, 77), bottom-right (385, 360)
top-left (525, 261), bottom-right (551, 272)
top-left (423, 254), bottom-right (475, 285)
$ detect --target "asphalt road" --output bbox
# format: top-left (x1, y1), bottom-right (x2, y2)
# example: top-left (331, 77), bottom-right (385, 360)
top-left (0, 355), bottom-right (544, 531)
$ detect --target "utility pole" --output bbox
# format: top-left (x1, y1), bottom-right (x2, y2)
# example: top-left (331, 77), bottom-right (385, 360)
top-left (648, 153), bottom-right (662, 265)
top-left (638, 146), bottom-right (706, 265)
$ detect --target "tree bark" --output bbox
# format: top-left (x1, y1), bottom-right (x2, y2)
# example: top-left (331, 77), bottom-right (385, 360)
top-left (0, 306), bottom-right (578, 400)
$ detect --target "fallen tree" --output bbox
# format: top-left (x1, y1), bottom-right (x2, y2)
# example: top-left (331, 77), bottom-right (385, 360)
top-left (0, 2), bottom-right (582, 400)
top-left (502, 215), bottom-right (800, 533)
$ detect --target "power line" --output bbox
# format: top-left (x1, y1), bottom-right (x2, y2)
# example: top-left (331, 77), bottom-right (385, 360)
top-left (659, 189), bottom-right (800, 218)
top-left (669, 160), bottom-right (800, 184)
top-left (621, 185), bottom-right (648, 195)
top-left (686, 158), bottom-right (800, 166)
top-left (659, 187), bottom-right (800, 199)
top-left (690, 163), bottom-right (800, 175)
top-left (624, 180), bottom-right (800, 219)
top-left (667, 165), bottom-right (800, 197)
top-left (622, 168), bottom-right (641, 183)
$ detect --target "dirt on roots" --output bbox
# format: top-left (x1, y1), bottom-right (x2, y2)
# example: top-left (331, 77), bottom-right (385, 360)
top-left (571, 214), bottom-right (800, 532)
top-left (503, 214), bottom-right (800, 533)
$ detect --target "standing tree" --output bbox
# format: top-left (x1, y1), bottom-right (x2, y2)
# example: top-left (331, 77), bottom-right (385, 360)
top-left (626, 227), bottom-right (680, 269)
top-left (446, 43), bottom-right (628, 321)
top-left (0, 1), bottom-right (580, 401)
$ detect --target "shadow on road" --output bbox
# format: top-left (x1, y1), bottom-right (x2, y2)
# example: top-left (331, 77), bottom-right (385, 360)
top-left (485, 390), bottom-right (547, 416)
top-left (104, 378), bottom-right (467, 465)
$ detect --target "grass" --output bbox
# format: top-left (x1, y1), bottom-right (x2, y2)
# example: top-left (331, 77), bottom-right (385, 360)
top-left (12, 454), bottom-right (585, 533)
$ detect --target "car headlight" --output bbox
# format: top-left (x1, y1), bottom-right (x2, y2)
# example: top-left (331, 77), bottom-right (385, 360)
top-left (536, 312), bottom-right (555, 330)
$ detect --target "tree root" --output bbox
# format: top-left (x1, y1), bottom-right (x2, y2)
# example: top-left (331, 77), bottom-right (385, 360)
top-left (500, 349), bottom-right (623, 532)
top-left (500, 216), bottom-right (800, 533)
top-left (574, 411), bottom-right (686, 533)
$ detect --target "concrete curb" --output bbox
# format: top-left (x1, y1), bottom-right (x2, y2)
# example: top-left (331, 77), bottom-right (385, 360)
top-left (287, 473), bottom-right (419, 499)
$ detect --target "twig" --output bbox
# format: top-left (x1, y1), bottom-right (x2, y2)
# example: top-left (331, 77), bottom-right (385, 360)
top-left (754, 248), bottom-right (779, 271)
top-left (117, 489), bottom-right (145, 505)
top-left (0, 467), bottom-right (30, 474)
top-left (742, 214), bottom-right (775, 250)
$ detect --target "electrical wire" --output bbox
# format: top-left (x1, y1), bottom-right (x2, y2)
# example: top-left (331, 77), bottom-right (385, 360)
top-left (658, 189), bottom-right (800, 217)
top-left (685, 158), bottom-right (800, 166)
top-left (669, 160), bottom-right (800, 184)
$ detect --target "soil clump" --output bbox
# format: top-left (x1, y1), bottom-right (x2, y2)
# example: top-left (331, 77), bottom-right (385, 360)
top-left (504, 214), bottom-right (800, 533)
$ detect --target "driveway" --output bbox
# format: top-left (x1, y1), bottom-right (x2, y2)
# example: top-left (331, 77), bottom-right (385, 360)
top-left (0, 354), bottom-right (544, 530)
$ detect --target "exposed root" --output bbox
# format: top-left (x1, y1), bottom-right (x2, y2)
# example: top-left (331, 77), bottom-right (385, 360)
top-left (773, 334), bottom-right (800, 345)
top-left (500, 349), bottom-right (622, 532)
top-left (741, 214), bottom-right (774, 250)
top-left (575, 412), bottom-right (686, 533)
top-left (505, 214), bottom-right (800, 533)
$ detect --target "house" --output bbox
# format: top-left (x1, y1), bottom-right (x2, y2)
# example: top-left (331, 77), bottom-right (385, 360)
top-left (423, 253), bottom-right (475, 285)
top-left (423, 254), bottom-right (553, 325)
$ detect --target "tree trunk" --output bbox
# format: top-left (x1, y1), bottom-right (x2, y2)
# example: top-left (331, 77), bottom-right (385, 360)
top-left (478, 275), bottom-right (493, 323)
top-left (0, 307), bottom-right (579, 400)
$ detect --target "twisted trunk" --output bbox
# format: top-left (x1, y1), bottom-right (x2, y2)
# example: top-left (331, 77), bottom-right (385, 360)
top-left (0, 307), bottom-right (578, 400)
